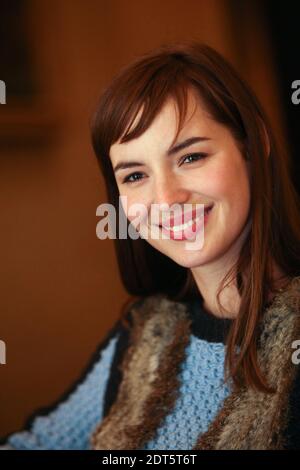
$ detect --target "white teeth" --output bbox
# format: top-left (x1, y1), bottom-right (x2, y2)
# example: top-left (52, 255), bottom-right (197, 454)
top-left (164, 216), bottom-right (201, 232)
top-left (161, 206), bottom-right (213, 232)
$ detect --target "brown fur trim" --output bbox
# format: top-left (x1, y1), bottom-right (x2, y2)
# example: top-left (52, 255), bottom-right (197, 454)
top-left (90, 294), bottom-right (192, 450)
top-left (193, 276), bottom-right (300, 449)
top-left (90, 277), bottom-right (300, 450)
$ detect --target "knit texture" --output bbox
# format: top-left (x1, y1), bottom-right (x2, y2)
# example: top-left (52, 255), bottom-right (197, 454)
top-left (141, 337), bottom-right (231, 450)
top-left (1, 299), bottom-right (232, 450)
top-left (3, 289), bottom-right (299, 450)
top-left (91, 282), bottom-right (300, 450)
top-left (3, 335), bottom-right (119, 450)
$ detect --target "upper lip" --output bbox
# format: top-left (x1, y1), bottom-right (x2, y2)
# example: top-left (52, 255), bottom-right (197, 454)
top-left (159, 204), bottom-right (214, 228)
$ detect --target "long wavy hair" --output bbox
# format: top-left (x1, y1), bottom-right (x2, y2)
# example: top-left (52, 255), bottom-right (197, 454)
top-left (91, 41), bottom-right (300, 393)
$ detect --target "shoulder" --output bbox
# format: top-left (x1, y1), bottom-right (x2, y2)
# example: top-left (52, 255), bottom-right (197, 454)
top-left (261, 276), bottom-right (300, 338)
top-left (121, 292), bottom-right (191, 331)
top-left (262, 276), bottom-right (300, 449)
top-left (102, 293), bottom-right (192, 419)
top-left (118, 293), bottom-right (191, 346)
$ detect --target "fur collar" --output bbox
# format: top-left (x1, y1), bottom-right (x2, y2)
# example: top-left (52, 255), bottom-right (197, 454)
top-left (91, 277), bottom-right (300, 450)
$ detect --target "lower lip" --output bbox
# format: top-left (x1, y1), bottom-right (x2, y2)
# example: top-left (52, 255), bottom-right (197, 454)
top-left (160, 206), bottom-right (213, 241)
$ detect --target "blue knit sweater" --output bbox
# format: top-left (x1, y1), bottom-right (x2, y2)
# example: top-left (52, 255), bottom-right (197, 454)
top-left (0, 299), bottom-right (235, 450)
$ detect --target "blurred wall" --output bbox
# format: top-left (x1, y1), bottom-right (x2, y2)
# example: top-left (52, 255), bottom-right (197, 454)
top-left (0, 0), bottom-right (287, 437)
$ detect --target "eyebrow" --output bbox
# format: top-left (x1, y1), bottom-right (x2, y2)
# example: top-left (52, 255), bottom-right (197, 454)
top-left (113, 136), bottom-right (211, 173)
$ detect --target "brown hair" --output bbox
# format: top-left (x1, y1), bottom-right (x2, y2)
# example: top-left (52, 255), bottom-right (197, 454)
top-left (91, 40), bottom-right (300, 393)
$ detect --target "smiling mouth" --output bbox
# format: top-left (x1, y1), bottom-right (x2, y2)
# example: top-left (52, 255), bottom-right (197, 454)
top-left (159, 204), bottom-right (214, 231)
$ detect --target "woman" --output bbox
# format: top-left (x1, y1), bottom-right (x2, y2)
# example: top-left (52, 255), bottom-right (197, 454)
top-left (1, 41), bottom-right (300, 450)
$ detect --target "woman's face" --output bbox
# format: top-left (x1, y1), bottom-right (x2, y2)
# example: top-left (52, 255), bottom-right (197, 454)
top-left (110, 88), bottom-right (251, 268)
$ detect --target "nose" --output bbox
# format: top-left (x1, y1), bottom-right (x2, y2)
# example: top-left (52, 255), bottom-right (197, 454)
top-left (152, 173), bottom-right (190, 210)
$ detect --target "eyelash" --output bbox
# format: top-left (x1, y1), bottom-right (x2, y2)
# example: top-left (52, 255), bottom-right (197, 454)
top-left (121, 152), bottom-right (208, 185)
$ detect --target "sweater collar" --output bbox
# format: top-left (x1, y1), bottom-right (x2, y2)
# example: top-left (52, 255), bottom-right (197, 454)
top-left (92, 276), bottom-right (300, 450)
top-left (188, 297), bottom-right (233, 344)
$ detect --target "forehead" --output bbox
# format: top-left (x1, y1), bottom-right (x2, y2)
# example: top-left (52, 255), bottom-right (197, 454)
top-left (109, 87), bottom-right (214, 159)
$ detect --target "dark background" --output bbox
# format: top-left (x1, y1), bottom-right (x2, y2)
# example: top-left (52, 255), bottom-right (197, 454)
top-left (263, 0), bottom-right (300, 191)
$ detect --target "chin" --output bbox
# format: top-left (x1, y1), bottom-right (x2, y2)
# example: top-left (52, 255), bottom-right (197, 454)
top-left (148, 239), bottom-right (212, 268)
top-left (160, 248), bottom-right (210, 269)
top-left (174, 256), bottom-right (208, 269)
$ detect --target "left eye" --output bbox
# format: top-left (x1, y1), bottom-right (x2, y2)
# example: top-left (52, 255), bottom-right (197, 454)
top-left (181, 152), bottom-right (208, 164)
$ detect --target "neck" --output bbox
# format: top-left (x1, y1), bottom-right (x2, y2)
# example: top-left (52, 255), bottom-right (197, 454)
top-left (191, 257), bottom-right (290, 320)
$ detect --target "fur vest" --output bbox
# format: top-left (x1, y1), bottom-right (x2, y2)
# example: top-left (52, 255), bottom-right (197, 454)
top-left (91, 277), bottom-right (300, 450)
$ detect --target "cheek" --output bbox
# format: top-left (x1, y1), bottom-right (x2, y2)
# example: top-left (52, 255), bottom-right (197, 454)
top-left (119, 190), bottom-right (150, 224)
top-left (204, 158), bottom-right (250, 202)
top-left (220, 171), bottom-right (250, 238)
top-left (193, 166), bottom-right (230, 204)
top-left (225, 161), bottom-right (251, 210)
top-left (201, 159), bottom-right (251, 235)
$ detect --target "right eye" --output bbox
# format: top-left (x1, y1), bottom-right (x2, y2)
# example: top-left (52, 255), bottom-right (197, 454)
top-left (122, 172), bottom-right (145, 184)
